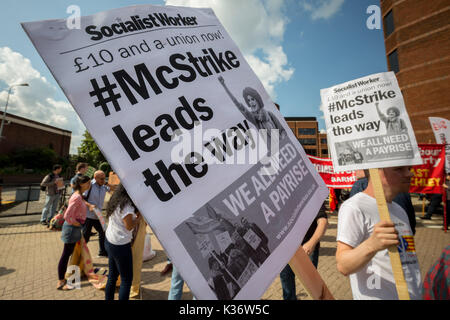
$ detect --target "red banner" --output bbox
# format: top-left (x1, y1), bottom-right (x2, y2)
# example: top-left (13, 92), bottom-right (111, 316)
top-left (409, 144), bottom-right (445, 194)
top-left (307, 155), bottom-right (356, 188)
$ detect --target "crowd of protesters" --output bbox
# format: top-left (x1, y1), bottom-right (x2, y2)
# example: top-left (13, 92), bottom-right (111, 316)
top-left (37, 160), bottom-right (449, 300)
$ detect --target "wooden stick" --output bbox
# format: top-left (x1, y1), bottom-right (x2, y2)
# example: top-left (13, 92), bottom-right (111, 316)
top-left (369, 168), bottom-right (410, 300)
top-left (288, 246), bottom-right (334, 300)
top-left (443, 191), bottom-right (447, 233)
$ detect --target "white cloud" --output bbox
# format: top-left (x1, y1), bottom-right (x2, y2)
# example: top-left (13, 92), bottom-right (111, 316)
top-left (301, 0), bottom-right (345, 20)
top-left (0, 2), bottom-right (295, 154)
top-left (165, 0), bottom-right (294, 98)
top-left (0, 47), bottom-right (84, 155)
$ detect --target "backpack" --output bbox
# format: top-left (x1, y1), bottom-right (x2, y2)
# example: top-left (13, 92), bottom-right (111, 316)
top-left (40, 173), bottom-right (55, 192)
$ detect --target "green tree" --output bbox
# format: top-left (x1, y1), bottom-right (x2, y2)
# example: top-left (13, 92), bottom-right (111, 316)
top-left (77, 130), bottom-right (106, 167)
top-left (12, 147), bottom-right (57, 170)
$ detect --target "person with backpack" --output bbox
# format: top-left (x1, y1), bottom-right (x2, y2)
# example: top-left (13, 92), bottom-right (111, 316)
top-left (40, 164), bottom-right (63, 226)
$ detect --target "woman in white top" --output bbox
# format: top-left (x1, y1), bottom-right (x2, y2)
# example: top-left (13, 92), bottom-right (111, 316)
top-left (104, 183), bottom-right (141, 300)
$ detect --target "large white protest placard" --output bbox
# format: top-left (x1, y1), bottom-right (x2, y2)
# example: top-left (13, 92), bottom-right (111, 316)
top-left (429, 117), bottom-right (450, 173)
top-left (321, 72), bottom-right (422, 172)
top-left (322, 72), bottom-right (422, 300)
top-left (22, 4), bottom-right (328, 299)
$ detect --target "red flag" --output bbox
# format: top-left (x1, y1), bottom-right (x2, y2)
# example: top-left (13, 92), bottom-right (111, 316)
top-left (410, 144), bottom-right (445, 194)
top-left (307, 155), bottom-right (356, 188)
top-left (329, 188), bottom-right (338, 212)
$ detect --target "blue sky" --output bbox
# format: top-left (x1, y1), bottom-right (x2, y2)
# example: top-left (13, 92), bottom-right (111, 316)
top-left (0, 0), bottom-right (387, 154)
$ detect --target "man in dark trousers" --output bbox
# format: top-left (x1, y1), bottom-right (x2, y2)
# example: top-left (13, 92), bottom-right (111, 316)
top-left (82, 170), bottom-right (109, 257)
top-left (279, 203), bottom-right (328, 300)
top-left (420, 193), bottom-right (442, 221)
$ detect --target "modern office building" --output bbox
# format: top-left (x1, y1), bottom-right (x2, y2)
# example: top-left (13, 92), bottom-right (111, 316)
top-left (284, 117), bottom-right (328, 157)
top-left (380, 0), bottom-right (450, 143)
top-left (318, 132), bottom-right (329, 158)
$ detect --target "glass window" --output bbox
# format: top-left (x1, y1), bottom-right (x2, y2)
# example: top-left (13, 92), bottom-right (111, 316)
top-left (384, 10), bottom-right (395, 37)
top-left (321, 149), bottom-right (328, 155)
top-left (305, 149), bottom-right (317, 156)
top-left (299, 138), bottom-right (316, 146)
top-left (298, 128), bottom-right (316, 136)
top-left (388, 50), bottom-right (400, 73)
top-left (320, 138), bottom-right (327, 144)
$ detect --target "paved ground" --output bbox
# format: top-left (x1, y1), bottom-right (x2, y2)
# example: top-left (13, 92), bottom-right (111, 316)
top-left (0, 195), bottom-right (448, 300)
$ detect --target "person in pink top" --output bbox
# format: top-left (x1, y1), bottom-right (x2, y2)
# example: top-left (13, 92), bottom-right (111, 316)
top-left (56, 175), bottom-right (94, 290)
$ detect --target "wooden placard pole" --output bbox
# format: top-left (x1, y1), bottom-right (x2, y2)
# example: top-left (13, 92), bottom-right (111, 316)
top-left (443, 191), bottom-right (447, 233)
top-left (369, 168), bottom-right (410, 300)
top-left (422, 196), bottom-right (426, 216)
top-left (288, 246), bottom-right (334, 300)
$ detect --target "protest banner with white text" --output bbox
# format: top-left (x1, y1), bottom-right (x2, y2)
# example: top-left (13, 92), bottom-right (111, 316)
top-left (307, 155), bottom-right (356, 188)
top-left (320, 72), bottom-right (423, 300)
top-left (22, 5), bottom-right (328, 299)
top-left (321, 72), bottom-right (422, 172)
top-left (429, 117), bottom-right (450, 174)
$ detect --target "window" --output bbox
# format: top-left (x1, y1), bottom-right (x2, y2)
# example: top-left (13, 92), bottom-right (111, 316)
top-left (388, 50), bottom-right (400, 73)
top-left (298, 128), bottom-right (316, 136)
top-left (383, 10), bottom-right (395, 37)
top-left (321, 149), bottom-right (328, 155)
top-left (320, 138), bottom-right (327, 144)
top-left (299, 138), bottom-right (316, 146)
top-left (305, 149), bottom-right (317, 156)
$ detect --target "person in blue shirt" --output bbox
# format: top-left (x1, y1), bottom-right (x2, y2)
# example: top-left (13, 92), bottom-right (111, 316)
top-left (82, 170), bottom-right (110, 257)
top-left (70, 162), bottom-right (88, 193)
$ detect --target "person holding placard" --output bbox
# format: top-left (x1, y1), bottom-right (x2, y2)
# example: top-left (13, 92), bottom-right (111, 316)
top-left (336, 166), bottom-right (422, 300)
top-left (104, 183), bottom-right (141, 300)
top-left (376, 103), bottom-right (407, 135)
top-left (239, 217), bottom-right (270, 266)
top-left (207, 256), bottom-right (232, 300)
top-left (218, 75), bottom-right (287, 149)
top-left (350, 171), bottom-right (416, 235)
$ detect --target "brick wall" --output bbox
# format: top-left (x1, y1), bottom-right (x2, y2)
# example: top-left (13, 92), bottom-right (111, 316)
top-left (285, 118), bottom-right (319, 156)
top-left (0, 112), bottom-right (71, 157)
top-left (381, 0), bottom-right (450, 142)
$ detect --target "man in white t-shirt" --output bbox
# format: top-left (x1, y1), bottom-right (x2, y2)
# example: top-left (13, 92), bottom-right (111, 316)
top-left (336, 166), bottom-right (422, 300)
